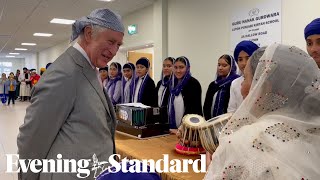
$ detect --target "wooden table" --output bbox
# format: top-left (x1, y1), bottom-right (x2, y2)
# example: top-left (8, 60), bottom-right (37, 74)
top-left (115, 132), bottom-right (206, 180)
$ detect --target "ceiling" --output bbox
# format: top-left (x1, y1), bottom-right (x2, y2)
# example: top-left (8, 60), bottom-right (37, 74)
top-left (0, 0), bottom-right (155, 58)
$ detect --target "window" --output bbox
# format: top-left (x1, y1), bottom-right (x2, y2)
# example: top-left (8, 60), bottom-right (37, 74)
top-left (0, 62), bottom-right (13, 75)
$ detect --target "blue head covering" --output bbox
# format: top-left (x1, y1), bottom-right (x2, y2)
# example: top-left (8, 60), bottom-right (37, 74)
top-left (121, 63), bottom-right (136, 103)
top-left (168, 56), bottom-right (191, 129)
top-left (45, 63), bottom-right (52, 69)
top-left (71, 8), bottom-right (125, 42)
top-left (99, 65), bottom-right (108, 72)
top-left (106, 62), bottom-right (122, 105)
top-left (123, 63), bottom-right (135, 71)
top-left (304, 18), bottom-right (320, 39)
top-left (233, 40), bottom-right (259, 63)
top-left (134, 58), bottom-right (151, 103)
top-left (160, 57), bottom-right (175, 87)
top-left (158, 57), bottom-right (175, 107)
top-left (136, 57), bottom-right (150, 68)
top-left (212, 55), bottom-right (240, 117)
top-left (99, 65), bottom-right (109, 82)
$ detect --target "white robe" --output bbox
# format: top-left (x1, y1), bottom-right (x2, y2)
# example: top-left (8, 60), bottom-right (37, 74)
top-left (227, 76), bottom-right (244, 112)
top-left (19, 73), bottom-right (31, 97)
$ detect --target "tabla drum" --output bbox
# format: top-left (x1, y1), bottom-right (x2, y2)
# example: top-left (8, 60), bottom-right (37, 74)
top-left (175, 114), bottom-right (206, 155)
top-left (199, 112), bottom-right (233, 154)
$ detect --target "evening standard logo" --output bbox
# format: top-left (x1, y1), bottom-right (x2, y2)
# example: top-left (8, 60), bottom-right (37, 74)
top-left (5, 154), bottom-right (206, 178)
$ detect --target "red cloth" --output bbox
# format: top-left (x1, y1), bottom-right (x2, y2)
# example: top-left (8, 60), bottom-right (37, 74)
top-left (30, 74), bottom-right (40, 86)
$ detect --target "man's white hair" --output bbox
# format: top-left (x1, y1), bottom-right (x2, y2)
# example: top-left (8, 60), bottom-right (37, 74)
top-left (76, 24), bottom-right (109, 42)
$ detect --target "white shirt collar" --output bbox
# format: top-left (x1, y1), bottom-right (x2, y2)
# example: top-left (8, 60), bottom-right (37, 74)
top-left (73, 42), bottom-right (95, 69)
top-left (139, 75), bottom-right (146, 79)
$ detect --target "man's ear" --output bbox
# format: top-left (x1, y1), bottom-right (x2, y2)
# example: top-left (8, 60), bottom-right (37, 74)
top-left (83, 26), bottom-right (93, 42)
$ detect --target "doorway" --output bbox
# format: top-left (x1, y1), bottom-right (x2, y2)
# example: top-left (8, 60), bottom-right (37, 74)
top-left (127, 47), bottom-right (154, 78)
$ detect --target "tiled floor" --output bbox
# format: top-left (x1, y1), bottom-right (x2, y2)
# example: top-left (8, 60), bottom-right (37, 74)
top-left (0, 101), bottom-right (29, 180)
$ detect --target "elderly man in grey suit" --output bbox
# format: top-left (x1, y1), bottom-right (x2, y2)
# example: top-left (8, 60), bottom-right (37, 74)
top-left (17, 8), bottom-right (124, 180)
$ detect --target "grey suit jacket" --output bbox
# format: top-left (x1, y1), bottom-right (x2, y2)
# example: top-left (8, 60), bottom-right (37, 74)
top-left (17, 47), bottom-right (117, 180)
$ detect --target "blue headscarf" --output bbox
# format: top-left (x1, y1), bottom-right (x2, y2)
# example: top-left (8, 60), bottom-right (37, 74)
top-left (45, 63), bottom-right (52, 69)
top-left (121, 63), bottom-right (135, 103)
top-left (168, 56), bottom-right (191, 129)
top-left (134, 58), bottom-right (151, 103)
top-left (159, 57), bottom-right (175, 107)
top-left (304, 18), bottom-right (320, 39)
top-left (160, 57), bottom-right (175, 87)
top-left (106, 62), bottom-right (122, 105)
top-left (234, 40), bottom-right (259, 63)
top-left (212, 55), bottom-right (240, 117)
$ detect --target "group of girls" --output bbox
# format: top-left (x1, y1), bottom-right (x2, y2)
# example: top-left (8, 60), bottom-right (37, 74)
top-left (100, 54), bottom-right (241, 132)
top-left (100, 58), bottom-right (157, 107)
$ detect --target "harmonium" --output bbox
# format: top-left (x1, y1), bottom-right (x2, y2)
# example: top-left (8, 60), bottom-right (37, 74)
top-left (115, 103), bottom-right (169, 139)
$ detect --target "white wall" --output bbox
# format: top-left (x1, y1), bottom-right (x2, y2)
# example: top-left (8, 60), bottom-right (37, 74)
top-left (122, 5), bottom-right (154, 49)
top-left (38, 40), bottom-right (70, 69)
top-left (167, 0), bottom-right (320, 102)
top-left (168, 0), bottom-right (231, 103)
top-left (134, 47), bottom-right (154, 54)
top-left (120, 1), bottom-right (167, 83)
top-left (24, 53), bottom-right (38, 70)
top-left (282, 0), bottom-right (320, 49)
top-left (109, 51), bottom-right (127, 66)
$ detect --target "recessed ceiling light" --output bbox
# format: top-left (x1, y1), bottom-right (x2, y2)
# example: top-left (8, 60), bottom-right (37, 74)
top-left (50, 18), bottom-right (75, 25)
top-left (21, 43), bottom-right (36, 46)
top-left (9, 53), bottom-right (20, 55)
top-left (33, 33), bottom-right (53, 37)
top-left (15, 48), bottom-right (28, 51)
top-left (6, 55), bottom-right (15, 58)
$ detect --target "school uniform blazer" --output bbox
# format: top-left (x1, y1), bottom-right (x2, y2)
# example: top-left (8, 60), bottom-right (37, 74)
top-left (203, 81), bottom-right (232, 120)
top-left (17, 46), bottom-right (116, 180)
top-left (140, 77), bottom-right (157, 107)
top-left (179, 76), bottom-right (203, 116)
top-left (156, 80), bottom-right (170, 107)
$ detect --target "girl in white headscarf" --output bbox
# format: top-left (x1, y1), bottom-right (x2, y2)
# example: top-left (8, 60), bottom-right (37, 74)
top-left (205, 44), bottom-right (320, 179)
